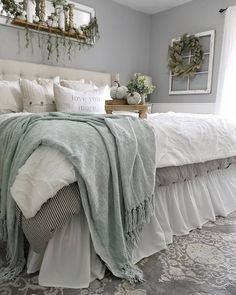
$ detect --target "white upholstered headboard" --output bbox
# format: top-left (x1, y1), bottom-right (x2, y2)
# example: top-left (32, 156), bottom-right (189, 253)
top-left (0, 59), bottom-right (113, 87)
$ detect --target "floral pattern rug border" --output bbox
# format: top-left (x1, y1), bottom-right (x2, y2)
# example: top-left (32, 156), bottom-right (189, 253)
top-left (2, 213), bottom-right (236, 295)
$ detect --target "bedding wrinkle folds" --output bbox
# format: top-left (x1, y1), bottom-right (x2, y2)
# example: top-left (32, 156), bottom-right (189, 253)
top-left (2, 111), bottom-right (236, 285)
top-left (148, 113), bottom-right (236, 168)
top-left (0, 112), bottom-right (156, 284)
top-left (9, 112), bottom-right (236, 221)
top-left (11, 146), bottom-right (76, 218)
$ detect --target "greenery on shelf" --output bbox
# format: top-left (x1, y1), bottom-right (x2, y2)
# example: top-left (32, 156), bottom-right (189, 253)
top-left (168, 33), bottom-right (204, 77)
top-left (1, 0), bottom-right (23, 17)
top-left (81, 17), bottom-right (100, 45)
top-left (1, 0), bottom-right (100, 61)
top-left (52, 0), bottom-right (66, 8)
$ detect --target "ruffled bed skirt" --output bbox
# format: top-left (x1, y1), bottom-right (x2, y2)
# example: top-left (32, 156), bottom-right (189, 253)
top-left (27, 162), bottom-right (236, 288)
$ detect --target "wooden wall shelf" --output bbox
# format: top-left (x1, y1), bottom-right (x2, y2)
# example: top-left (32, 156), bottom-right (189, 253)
top-left (12, 18), bottom-right (87, 41)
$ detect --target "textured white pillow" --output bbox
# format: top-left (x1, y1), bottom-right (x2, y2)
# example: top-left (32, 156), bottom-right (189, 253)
top-left (20, 77), bottom-right (59, 113)
top-left (54, 83), bottom-right (110, 114)
top-left (0, 81), bottom-right (23, 112)
top-left (61, 79), bottom-right (97, 91)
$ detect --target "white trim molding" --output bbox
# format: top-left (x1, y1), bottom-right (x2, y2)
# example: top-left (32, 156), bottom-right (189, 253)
top-left (169, 30), bottom-right (215, 95)
top-left (152, 103), bottom-right (216, 114)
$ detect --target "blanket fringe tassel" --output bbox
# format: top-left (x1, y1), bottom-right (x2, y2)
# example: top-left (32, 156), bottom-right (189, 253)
top-left (0, 218), bottom-right (7, 242)
top-left (0, 260), bottom-right (25, 284)
top-left (125, 194), bottom-right (155, 247)
top-left (122, 264), bottom-right (144, 284)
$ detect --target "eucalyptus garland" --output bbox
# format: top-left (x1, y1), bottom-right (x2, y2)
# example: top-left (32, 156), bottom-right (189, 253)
top-left (81, 17), bottom-right (100, 45)
top-left (1, 0), bottom-right (23, 17)
top-left (168, 33), bottom-right (204, 77)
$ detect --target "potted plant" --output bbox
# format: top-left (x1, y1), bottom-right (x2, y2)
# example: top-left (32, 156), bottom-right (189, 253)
top-left (127, 73), bottom-right (156, 104)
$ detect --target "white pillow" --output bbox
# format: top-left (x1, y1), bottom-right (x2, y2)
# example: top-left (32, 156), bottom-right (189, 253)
top-left (54, 83), bottom-right (110, 114)
top-left (20, 77), bottom-right (59, 113)
top-left (60, 79), bottom-right (97, 91)
top-left (0, 81), bottom-right (23, 112)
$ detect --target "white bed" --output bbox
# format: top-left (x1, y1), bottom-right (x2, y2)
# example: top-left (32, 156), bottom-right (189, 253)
top-left (1, 59), bottom-right (236, 289)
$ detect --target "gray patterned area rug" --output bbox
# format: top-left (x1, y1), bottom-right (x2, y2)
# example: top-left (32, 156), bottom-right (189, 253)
top-left (2, 213), bottom-right (236, 295)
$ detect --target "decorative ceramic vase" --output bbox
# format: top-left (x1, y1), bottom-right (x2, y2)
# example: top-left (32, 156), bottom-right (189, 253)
top-left (23, 0), bottom-right (27, 11)
top-left (39, 0), bottom-right (46, 24)
top-left (63, 5), bottom-right (69, 31)
top-left (51, 14), bottom-right (59, 28)
top-left (58, 6), bottom-right (65, 31)
top-left (26, 0), bottom-right (35, 23)
top-left (68, 3), bottom-right (75, 34)
top-left (141, 94), bottom-right (147, 104)
top-left (35, 0), bottom-right (40, 17)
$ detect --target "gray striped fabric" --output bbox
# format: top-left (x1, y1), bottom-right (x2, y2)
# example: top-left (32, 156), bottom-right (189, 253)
top-left (16, 182), bottom-right (81, 253)
top-left (16, 157), bottom-right (236, 255)
top-left (156, 156), bottom-right (236, 187)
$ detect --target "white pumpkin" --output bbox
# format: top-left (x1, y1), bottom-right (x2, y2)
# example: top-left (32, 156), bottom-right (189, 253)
top-left (47, 18), bottom-right (53, 27)
top-left (110, 81), bottom-right (128, 99)
top-left (127, 92), bottom-right (141, 105)
top-left (33, 15), bottom-right (40, 23)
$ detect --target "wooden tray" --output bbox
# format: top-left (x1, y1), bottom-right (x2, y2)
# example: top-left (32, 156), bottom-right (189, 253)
top-left (105, 100), bottom-right (148, 119)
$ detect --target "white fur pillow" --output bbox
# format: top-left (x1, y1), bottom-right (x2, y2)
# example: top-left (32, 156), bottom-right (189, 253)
top-left (60, 79), bottom-right (97, 91)
top-left (20, 77), bottom-right (59, 113)
top-left (0, 81), bottom-right (23, 113)
top-left (54, 83), bottom-right (110, 114)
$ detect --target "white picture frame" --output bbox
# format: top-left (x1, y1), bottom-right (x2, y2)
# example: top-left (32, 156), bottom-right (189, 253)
top-left (169, 30), bottom-right (215, 95)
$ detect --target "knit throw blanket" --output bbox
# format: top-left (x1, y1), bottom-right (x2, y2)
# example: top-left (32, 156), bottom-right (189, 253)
top-left (0, 113), bottom-right (156, 283)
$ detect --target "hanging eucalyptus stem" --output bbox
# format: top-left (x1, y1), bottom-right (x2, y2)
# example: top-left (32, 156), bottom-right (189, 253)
top-left (30, 30), bottom-right (34, 54)
top-left (37, 29), bottom-right (41, 48)
top-left (25, 27), bottom-right (30, 48)
top-left (55, 34), bottom-right (60, 62)
top-left (17, 30), bottom-right (21, 54)
top-left (47, 34), bottom-right (53, 60)
top-left (1, 0), bottom-right (100, 61)
top-left (67, 39), bottom-right (72, 60)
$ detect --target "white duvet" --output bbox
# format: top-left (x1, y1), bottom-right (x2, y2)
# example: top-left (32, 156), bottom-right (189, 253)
top-left (3, 112), bottom-right (236, 219)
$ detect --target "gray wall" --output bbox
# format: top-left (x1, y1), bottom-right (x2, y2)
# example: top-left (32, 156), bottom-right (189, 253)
top-left (0, 0), bottom-right (151, 84)
top-left (1, 0), bottom-right (235, 98)
top-left (149, 0), bottom-right (236, 103)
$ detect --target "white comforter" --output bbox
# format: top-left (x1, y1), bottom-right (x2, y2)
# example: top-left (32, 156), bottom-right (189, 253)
top-left (3, 112), bottom-right (236, 218)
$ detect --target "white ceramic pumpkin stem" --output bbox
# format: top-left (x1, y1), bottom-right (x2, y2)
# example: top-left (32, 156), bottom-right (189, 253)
top-left (114, 80), bottom-right (121, 87)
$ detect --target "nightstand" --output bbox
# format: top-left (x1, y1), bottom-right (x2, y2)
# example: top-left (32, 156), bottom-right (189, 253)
top-left (105, 100), bottom-right (148, 118)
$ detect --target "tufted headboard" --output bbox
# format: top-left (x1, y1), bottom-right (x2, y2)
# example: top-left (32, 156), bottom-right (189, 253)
top-left (0, 59), bottom-right (113, 87)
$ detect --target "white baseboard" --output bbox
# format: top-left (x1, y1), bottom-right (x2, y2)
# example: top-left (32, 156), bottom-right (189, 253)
top-left (152, 103), bottom-right (216, 114)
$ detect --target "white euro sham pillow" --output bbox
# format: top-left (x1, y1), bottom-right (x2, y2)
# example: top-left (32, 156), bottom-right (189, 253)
top-left (54, 83), bottom-right (110, 114)
top-left (20, 77), bottom-right (59, 113)
top-left (0, 81), bottom-right (23, 112)
top-left (60, 79), bottom-right (98, 91)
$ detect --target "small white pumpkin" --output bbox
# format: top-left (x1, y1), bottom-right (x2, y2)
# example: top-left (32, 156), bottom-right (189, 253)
top-left (33, 15), bottom-right (40, 23)
top-left (47, 18), bottom-right (53, 27)
top-left (110, 81), bottom-right (128, 99)
top-left (127, 92), bottom-right (141, 105)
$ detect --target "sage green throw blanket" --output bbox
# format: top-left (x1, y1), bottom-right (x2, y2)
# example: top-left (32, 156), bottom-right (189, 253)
top-left (0, 113), bottom-right (156, 283)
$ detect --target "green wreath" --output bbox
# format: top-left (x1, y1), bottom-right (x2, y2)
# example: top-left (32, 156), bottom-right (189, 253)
top-left (168, 33), bottom-right (204, 77)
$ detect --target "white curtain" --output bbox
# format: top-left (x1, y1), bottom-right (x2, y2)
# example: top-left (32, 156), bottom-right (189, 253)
top-left (216, 6), bottom-right (236, 118)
